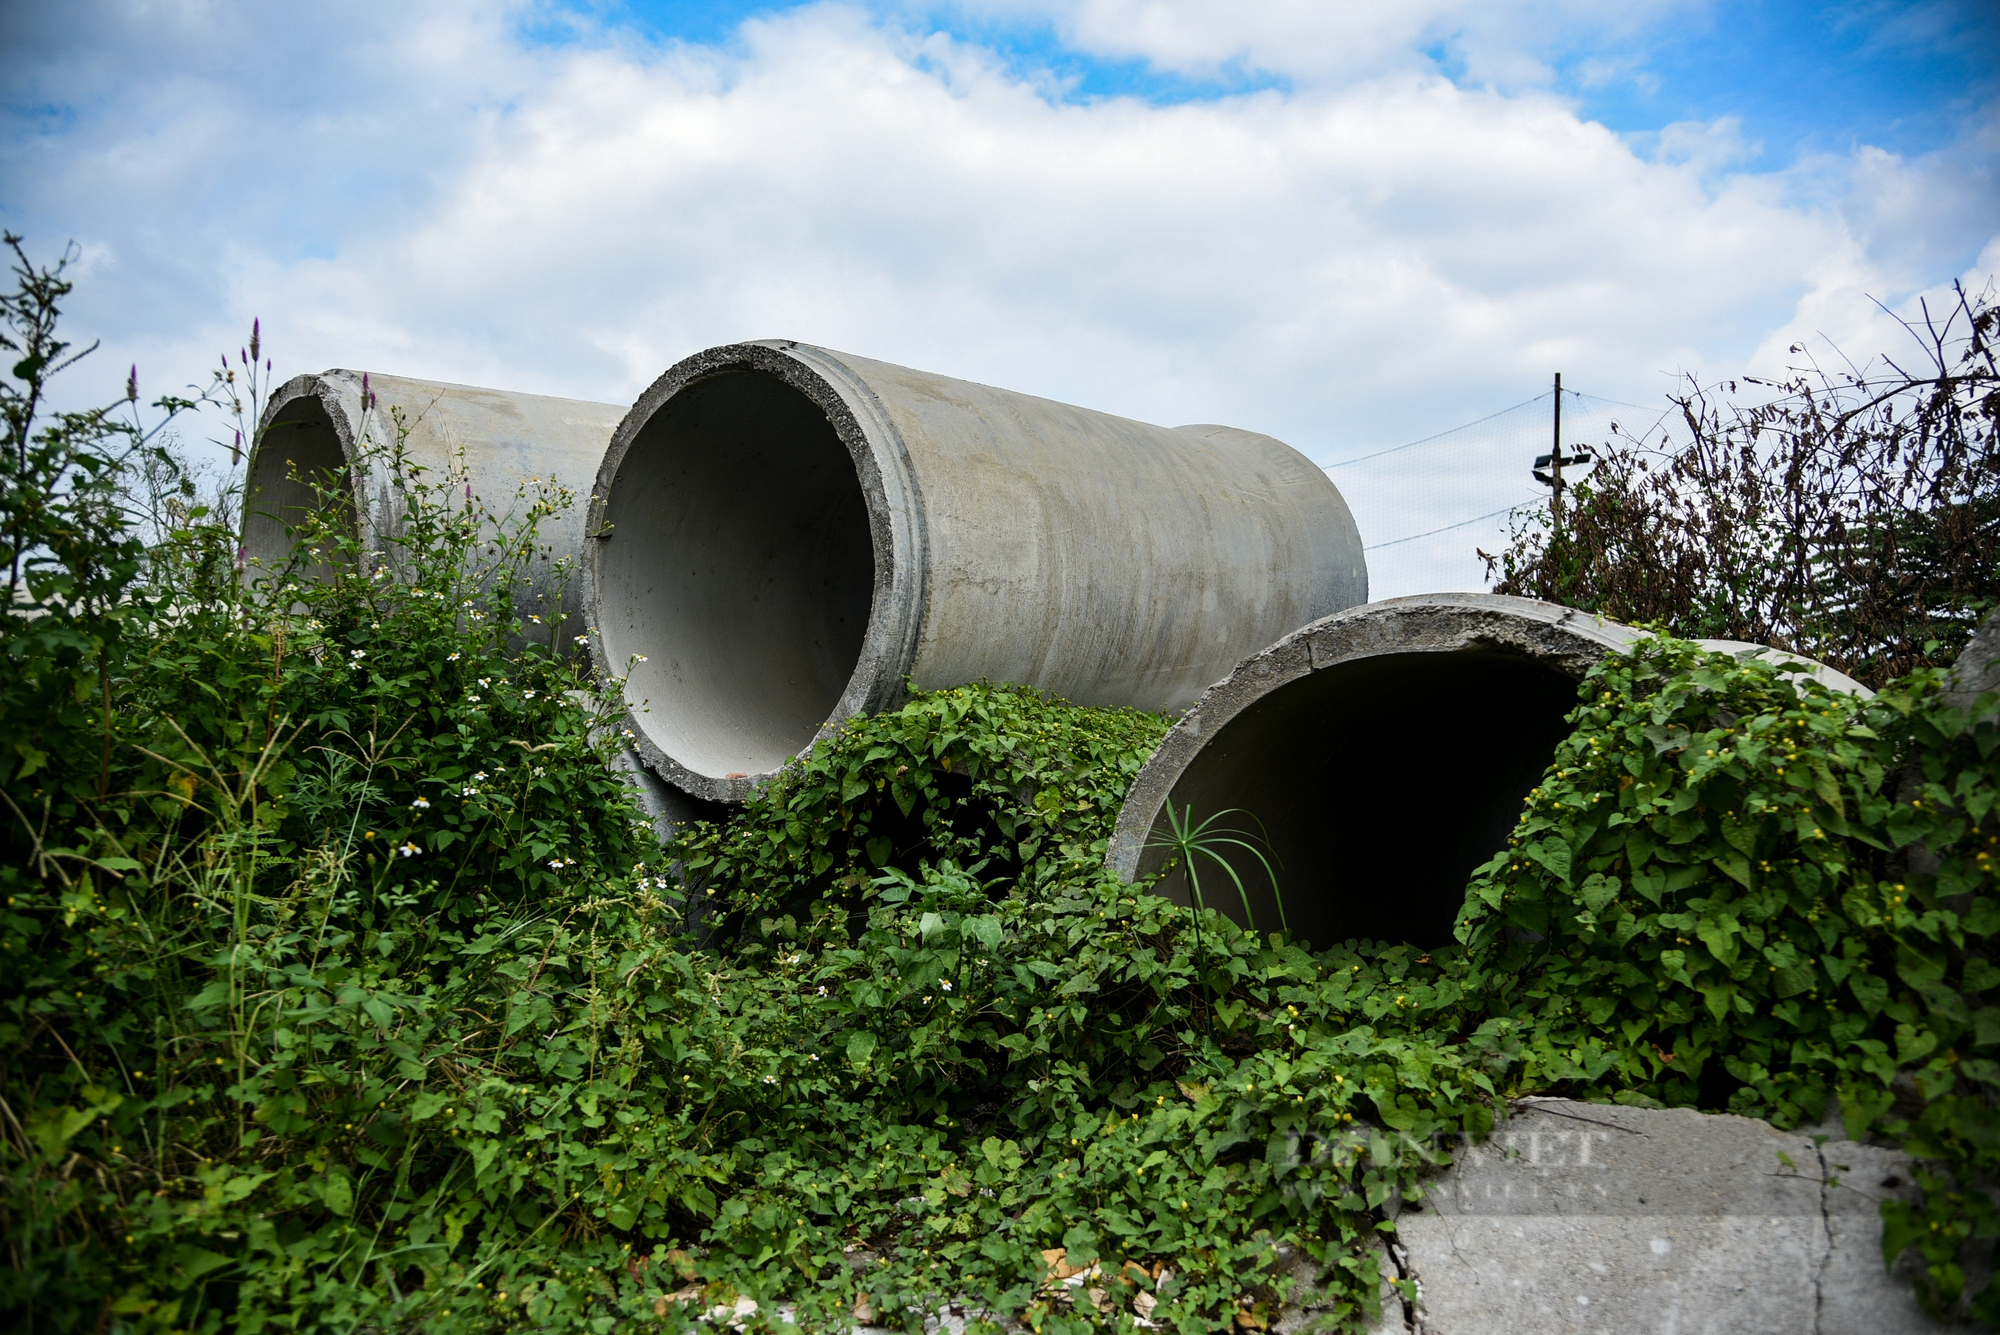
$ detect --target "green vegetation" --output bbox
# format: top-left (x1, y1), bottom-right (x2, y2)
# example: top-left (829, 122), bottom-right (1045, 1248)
top-left (5, 240), bottom-right (2000, 1332)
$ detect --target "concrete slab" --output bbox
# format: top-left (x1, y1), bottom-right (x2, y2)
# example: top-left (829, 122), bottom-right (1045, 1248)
top-left (1284, 1098), bottom-right (1967, 1333)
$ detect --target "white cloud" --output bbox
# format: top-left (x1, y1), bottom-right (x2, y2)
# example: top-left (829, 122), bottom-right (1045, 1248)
top-left (941, 0), bottom-right (1690, 86)
top-left (1, 0), bottom-right (1993, 597)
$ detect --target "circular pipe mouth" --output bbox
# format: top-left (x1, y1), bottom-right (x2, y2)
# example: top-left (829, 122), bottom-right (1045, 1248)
top-left (587, 344), bottom-right (917, 803)
top-left (242, 386), bottom-right (357, 578)
top-left (1110, 595), bottom-right (1644, 949)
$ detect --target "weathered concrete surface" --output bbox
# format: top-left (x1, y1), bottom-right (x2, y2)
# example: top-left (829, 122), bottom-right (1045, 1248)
top-left (1108, 595), bottom-right (1870, 949)
top-left (245, 370), bottom-right (626, 643)
top-left (1946, 610), bottom-right (2000, 715)
top-left (1284, 1099), bottom-right (1963, 1334)
top-left (584, 341), bottom-right (1369, 803)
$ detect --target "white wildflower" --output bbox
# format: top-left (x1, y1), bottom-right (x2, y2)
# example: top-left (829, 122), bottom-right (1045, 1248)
top-left (410, 797), bottom-right (431, 810)
top-left (398, 841), bottom-right (421, 858)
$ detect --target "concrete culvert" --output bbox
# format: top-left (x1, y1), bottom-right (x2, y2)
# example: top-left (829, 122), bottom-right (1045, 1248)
top-left (244, 371), bottom-right (720, 837)
top-left (1105, 594), bottom-right (1868, 950)
top-left (585, 341), bottom-right (1368, 804)
top-left (245, 370), bottom-right (627, 637)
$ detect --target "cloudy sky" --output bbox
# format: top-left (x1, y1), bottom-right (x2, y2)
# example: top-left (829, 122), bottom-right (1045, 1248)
top-left (3, 0), bottom-right (1996, 593)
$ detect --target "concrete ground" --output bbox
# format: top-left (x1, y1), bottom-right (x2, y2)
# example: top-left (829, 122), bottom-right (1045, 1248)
top-left (1279, 1098), bottom-right (1972, 1335)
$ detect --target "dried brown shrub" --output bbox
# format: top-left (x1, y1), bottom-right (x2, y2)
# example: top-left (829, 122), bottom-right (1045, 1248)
top-left (1483, 283), bottom-right (2000, 689)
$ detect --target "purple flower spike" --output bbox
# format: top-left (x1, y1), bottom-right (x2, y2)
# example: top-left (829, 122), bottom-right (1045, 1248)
top-left (360, 372), bottom-right (372, 409)
top-left (466, 484), bottom-right (473, 500)
top-left (250, 318), bottom-right (260, 362)
top-left (126, 365), bottom-right (137, 401)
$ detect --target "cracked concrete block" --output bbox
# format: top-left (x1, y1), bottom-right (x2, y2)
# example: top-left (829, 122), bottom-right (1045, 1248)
top-left (1302, 1099), bottom-right (1965, 1334)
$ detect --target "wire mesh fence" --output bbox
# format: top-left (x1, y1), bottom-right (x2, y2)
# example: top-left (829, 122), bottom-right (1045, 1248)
top-left (1325, 388), bottom-right (1678, 599)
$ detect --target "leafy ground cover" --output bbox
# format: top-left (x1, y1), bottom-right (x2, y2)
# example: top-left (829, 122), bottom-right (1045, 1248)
top-left (6, 240), bottom-right (2000, 1332)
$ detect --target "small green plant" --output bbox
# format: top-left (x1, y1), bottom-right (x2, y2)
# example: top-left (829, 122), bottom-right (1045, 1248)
top-left (1147, 801), bottom-right (1286, 934)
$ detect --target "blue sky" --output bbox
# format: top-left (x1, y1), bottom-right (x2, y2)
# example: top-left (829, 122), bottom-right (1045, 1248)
top-left (579, 0), bottom-right (1999, 166)
top-left (1, 0), bottom-right (1994, 593)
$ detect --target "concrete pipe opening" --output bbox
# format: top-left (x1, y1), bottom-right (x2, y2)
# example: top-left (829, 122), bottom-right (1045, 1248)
top-left (588, 341), bottom-right (1370, 803)
top-left (593, 367), bottom-right (876, 783)
top-left (243, 390), bottom-right (355, 578)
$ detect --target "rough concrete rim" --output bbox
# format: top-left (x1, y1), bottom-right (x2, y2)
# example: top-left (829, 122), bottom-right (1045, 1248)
top-left (245, 371), bottom-right (377, 560)
top-left (1104, 593), bottom-right (1647, 883)
top-left (582, 340), bottom-right (930, 805)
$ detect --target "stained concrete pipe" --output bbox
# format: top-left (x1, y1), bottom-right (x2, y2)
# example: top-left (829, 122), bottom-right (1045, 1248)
top-left (243, 370), bottom-right (711, 834)
top-left (584, 341), bottom-right (1368, 804)
top-left (1105, 593), bottom-right (1870, 950)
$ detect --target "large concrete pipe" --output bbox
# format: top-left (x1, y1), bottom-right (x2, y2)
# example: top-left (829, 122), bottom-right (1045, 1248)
top-left (243, 371), bottom-right (714, 836)
top-left (1105, 594), bottom-right (1870, 949)
top-left (584, 341), bottom-right (1368, 803)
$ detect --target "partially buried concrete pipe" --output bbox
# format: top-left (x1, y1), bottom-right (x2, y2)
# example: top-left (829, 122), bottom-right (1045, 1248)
top-left (585, 341), bottom-right (1368, 804)
top-left (1105, 593), bottom-right (1870, 950)
top-left (246, 370), bottom-right (629, 636)
top-left (243, 370), bottom-right (712, 832)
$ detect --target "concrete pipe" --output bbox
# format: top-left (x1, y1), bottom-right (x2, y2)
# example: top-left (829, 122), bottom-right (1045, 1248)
top-left (242, 370), bottom-right (734, 844)
top-left (1105, 594), bottom-right (1870, 950)
top-left (244, 370), bottom-right (627, 641)
top-left (585, 341), bottom-right (1368, 803)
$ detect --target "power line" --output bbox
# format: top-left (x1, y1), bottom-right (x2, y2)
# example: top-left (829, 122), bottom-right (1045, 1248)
top-left (1323, 384), bottom-right (1676, 594)
top-left (1323, 389), bottom-right (1657, 471)
top-left (1362, 503), bottom-right (1529, 552)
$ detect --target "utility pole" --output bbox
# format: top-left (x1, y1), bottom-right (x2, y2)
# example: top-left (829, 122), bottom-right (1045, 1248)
top-left (1533, 372), bottom-right (1594, 533)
